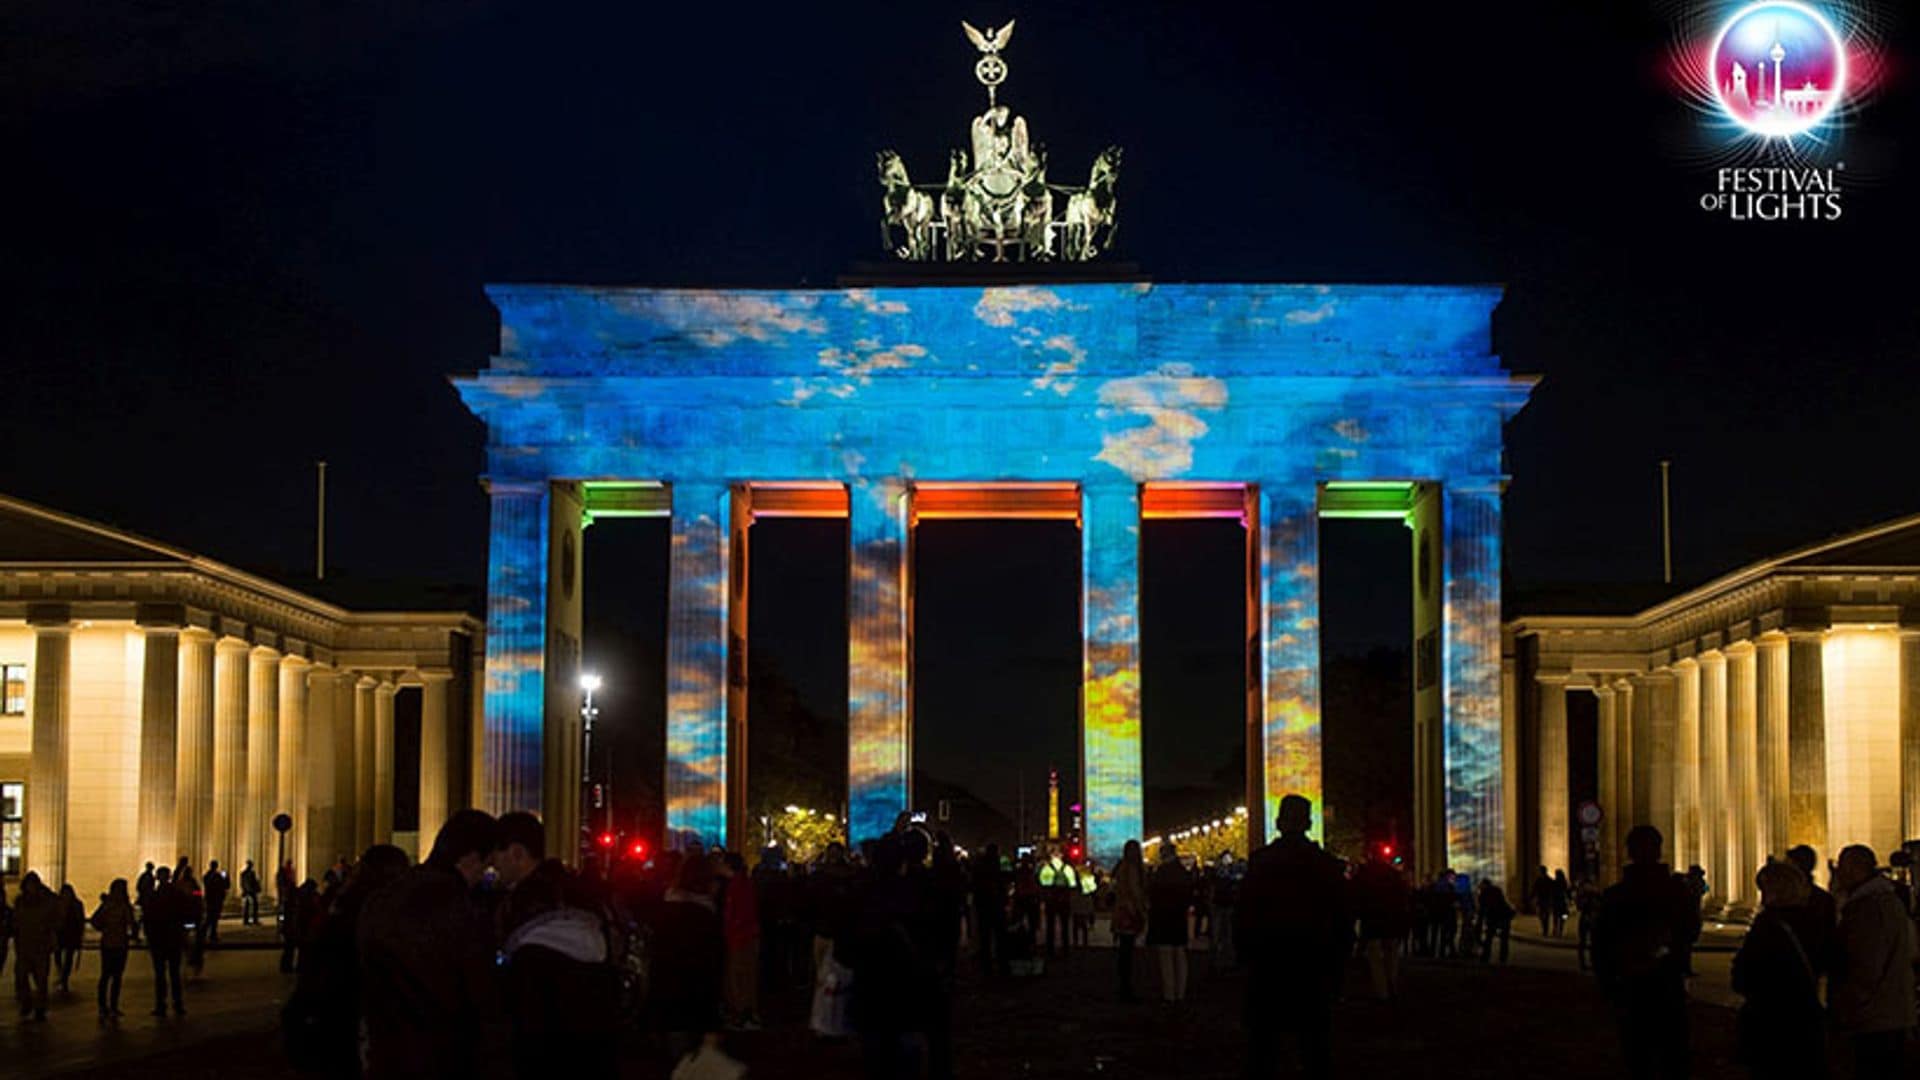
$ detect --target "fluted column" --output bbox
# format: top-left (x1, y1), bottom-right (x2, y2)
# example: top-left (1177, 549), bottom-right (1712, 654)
top-left (1755, 633), bottom-right (1790, 859)
top-left (1699, 653), bottom-right (1728, 911)
top-left (354, 676), bottom-right (376, 853)
top-left (1614, 678), bottom-right (1636, 863)
top-left (1671, 659), bottom-right (1700, 875)
top-left (25, 610), bottom-right (72, 884)
top-left (1644, 671), bottom-right (1677, 845)
top-left (848, 478), bottom-right (911, 846)
top-left (373, 680), bottom-right (396, 844)
top-left (175, 629), bottom-right (216, 867)
top-left (1082, 481), bottom-right (1144, 867)
top-left (1725, 643), bottom-right (1759, 913)
top-left (1786, 627), bottom-right (1827, 852)
top-left (417, 670), bottom-right (454, 845)
top-left (1903, 629), bottom-right (1920, 846)
top-left (481, 481), bottom-right (550, 816)
top-left (211, 637), bottom-right (252, 871)
top-left (666, 481), bottom-right (732, 848)
top-left (1536, 674), bottom-right (1570, 875)
top-left (1595, 684), bottom-right (1619, 881)
top-left (244, 645), bottom-right (281, 873)
top-left (303, 666), bottom-right (338, 877)
top-left (277, 656), bottom-right (309, 880)
top-left (329, 672), bottom-right (356, 860)
top-left (1259, 485), bottom-right (1321, 844)
top-left (136, 620), bottom-right (181, 865)
top-left (1443, 484), bottom-right (1505, 883)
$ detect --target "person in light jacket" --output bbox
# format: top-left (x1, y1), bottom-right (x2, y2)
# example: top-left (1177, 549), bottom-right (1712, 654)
top-left (1828, 845), bottom-right (1917, 1077)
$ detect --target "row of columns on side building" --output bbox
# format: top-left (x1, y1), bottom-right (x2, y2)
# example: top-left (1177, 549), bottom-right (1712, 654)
top-left (1537, 625), bottom-right (1920, 915)
top-left (22, 603), bottom-right (463, 891)
top-left (480, 477), bottom-right (1511, 885)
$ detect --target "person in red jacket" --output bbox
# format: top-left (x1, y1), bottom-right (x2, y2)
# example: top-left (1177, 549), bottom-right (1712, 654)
top-left (719, 852), bottom-right (761, 1029)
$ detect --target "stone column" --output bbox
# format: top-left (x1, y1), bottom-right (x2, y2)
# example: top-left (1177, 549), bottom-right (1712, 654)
top-left (1755, 633), bottom-right (1790, 859)
top-left (136, 618), bottom-right (181, 865)
top-left (1082, 481), bottom-right (1144, 867)
top-left (417, 670), bottom-right (455, 845)
top-left (175, 629), bottom-right (216, 866)
top-left (303, 666), bottom-right (338, 877)
top-left (1786, 626), bottom-right (1827, 852)
top-left (1644, 671), bottom-right (1677, 846)
top-left (354, 676), bottom-right (376, 853)
top-left (666, 481), bottom-right (732, 848)
top-left (1443, 484), bottom-right (1505, 883)
top-left (1259, 485), bottom-right (1321, 844)
top-left (848, 478), bottom-right (911, 846)
top-left (330, 672), bottom-right (357, 860)
top-left (1698, 653), bottom-right (1728, 912)
top-left (1536, 674), bottom-right (1570, 875)
top-left (1725, 642), bottom-right (1759, 913)
top-left (25, 608), bottom-right (72, 884)
top-left (277, 655), bottom-right (309, 880)
top-left (481, 481), bottom-right (550, 816)
top-left (1614, 678), bottom-right (1636, 865)
top-left (244, 645), bottom-right (281, 874)
top-left (211, 637), bottom-right (252, 870)
top-left (1902, 627), bottom-right (1920, 846)
top-left (1595, 684), bottom-right (1619, 882)
top-left (1670, 659), bottom-right (1700, 875)
top-left (373, 681), bottom-right (396, 844)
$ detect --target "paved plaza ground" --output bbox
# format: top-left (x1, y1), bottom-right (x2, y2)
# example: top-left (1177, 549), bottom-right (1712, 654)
top-left (6, 924), bottom-right (1910, 1078)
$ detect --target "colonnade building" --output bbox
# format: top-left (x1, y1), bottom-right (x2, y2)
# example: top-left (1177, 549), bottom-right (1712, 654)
top-left (1507, 513), bottom-right (1920, 914)
top-left (0, 495), bottom-right (482, 900)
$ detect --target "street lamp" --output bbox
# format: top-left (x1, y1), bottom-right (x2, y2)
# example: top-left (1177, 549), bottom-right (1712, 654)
top-left (579, 673), bottom-right (611, 851)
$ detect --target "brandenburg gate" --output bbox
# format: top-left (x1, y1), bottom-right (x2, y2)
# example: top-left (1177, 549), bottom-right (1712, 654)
top-left (453, 24), bottom-right (1534, 880)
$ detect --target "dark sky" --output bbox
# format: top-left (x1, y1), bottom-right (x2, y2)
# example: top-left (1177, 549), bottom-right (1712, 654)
top-left (6, 2), bottom-right (1915, 840)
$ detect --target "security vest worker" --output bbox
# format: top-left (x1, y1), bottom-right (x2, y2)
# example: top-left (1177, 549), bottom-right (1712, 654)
top-left (1040, 848), bottom-right (1077, 958)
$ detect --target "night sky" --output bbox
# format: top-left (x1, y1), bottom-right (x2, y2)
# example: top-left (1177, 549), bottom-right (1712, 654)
top-left (6, 3), bottom-right (1915, 845)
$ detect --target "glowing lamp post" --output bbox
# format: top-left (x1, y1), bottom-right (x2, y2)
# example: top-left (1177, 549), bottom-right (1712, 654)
top-left (580, 673), bottom-right (612, 858)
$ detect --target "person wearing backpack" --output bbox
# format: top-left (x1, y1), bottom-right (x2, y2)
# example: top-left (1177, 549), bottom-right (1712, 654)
top-left (1731, 861), bottom-right (1827, 1078)
top-left (1591, 825), bottom-right (1701, 1080)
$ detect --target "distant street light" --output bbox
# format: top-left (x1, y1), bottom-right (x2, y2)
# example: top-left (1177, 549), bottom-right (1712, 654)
top-left (580, 672), bottom-right (611, 856)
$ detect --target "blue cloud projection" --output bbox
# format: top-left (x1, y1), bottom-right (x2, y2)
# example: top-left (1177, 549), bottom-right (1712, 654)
top-left (460, 282), bottom-right (1528, 869)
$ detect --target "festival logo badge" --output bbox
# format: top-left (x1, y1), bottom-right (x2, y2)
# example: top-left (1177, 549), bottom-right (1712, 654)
top-left (1670, 1), bottom-right (1889, 221)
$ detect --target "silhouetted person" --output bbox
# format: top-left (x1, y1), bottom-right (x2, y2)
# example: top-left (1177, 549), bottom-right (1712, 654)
top-left (1783, 845), bottom-right (1836, 958)
top-left (357, 809), bottom-right (507, 1076)
top-left (133, 862), bottom-right (154, 945)
top-left (202, 859), bottom-right (230, 944)
top-left (90, 878), bottom-right (137, 1018)
top-left (239, 858), bottom-right (261, 925)
top-left (55, 882), bottom-right (84, 992)
top-left (1351, 848), bottom-right (1410, 1000)
top-left (1475, 880), bottom-right (1514, 963)
top-left (12, 873), bottom-right (57, 1020)
top-left (279, 879), bottom-right (317, 974)
top-left (968, 843), bottom-right (1008, 977)
top-left (1146, 842), bottom-right (1192, 1002)
top-left (1827, 844), bottom-right (1915, 1076)
top-left (1237, 795), bottom-right (1350, 1079)
top-left (1551, 869), bottom-right (1572, 937)
top-left (1110, 840), bottom-right (1148, 1002)
top-left (1731, 861), bottom-right (1825, 1078)
top-left (282, 844), bottom-right (410, 1073)
top-left (1574, 877), bottom-right (1601, 970)
top-left (494, 812), bottom-right (621, 1079)
top-left (1592, 825), bottom-right (1700, 1079)
top-left (649, 850), bottom-right (724, 1068)
top-left (1533, 866), bottom-right (1555, 936)
top-left (142, 865), bottom-right (191, 1017)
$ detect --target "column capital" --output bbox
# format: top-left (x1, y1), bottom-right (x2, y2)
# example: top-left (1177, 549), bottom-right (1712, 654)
top-left (356, 674), bottom-right (379, 690)
top-left (375, 679), bottom-right (399, 697)
top-left (1724, 638), bottom-right (1757, 657)
top-left (1698, 649), bottom-right (1727, 667)
top-left (482, 477), bottom-right (549, 498)
top-left (415, 668), bottom-right (455, 683)
top-left (1535, 671), bottom-right (1573, 687)
top-left (1671, 656), bottom-right (1699, 672)
top-left (279, 653), bottom-right (311, 670)
top-left (215, 635), bottom-right (253, 653)
top-left (1591, 681), bottom-right (1617, 699)
top-left (249, 643), bottom-right (282, 661)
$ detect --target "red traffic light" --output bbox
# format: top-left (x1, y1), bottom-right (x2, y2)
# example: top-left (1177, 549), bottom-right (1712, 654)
top-left (1067, 844), bottom-right (1083, 862)
top-left (597, 832), bottom-right (615, 849)
top-left (1380, 843), bottom-right (1395, 858)
top-left (628, 839), bottom-right (648, 860)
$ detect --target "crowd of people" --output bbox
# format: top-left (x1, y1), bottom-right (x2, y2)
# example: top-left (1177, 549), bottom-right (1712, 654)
top-left (0, 797), bottom-right (1916, 1077)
